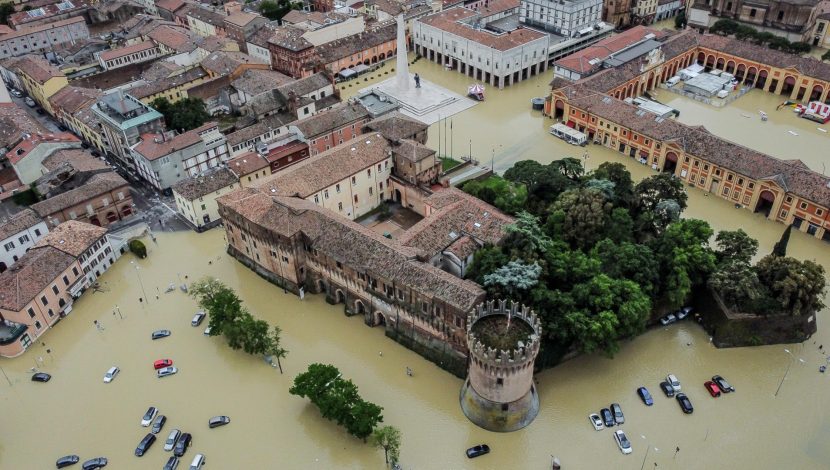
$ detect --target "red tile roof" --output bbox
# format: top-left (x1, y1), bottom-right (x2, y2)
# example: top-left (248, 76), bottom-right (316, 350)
top-left (555, 26), bottom-right (664, 75)
top-left (99, 41), bottom-right (157, 61)
top-left (419, 6), bottom-right (546, 51)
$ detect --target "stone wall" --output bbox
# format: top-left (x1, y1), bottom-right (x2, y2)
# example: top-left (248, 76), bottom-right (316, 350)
top-left (695, 287), bottom-right (818, 347)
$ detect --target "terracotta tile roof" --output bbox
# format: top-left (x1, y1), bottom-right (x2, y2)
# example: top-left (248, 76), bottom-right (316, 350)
top-left (315, 23), bottom-right (397, 63)
top-left (140, 61), bottom-right (184, 81)
top-left (147, 25), bottom-right (199, 53)
top-left (11, 55), bottom-right (64, 84)
top-left (156, 0), bottom-right (186, 12)
top-left (201, 51), bottom-right (267, 76)
top-left (42, 149), bottom-right (109, 173)
top-left (132, 122), bottom-right (217, 161)
top-left (246, 24), bottom-right (278, 48)
top-left (172, 166), bottom-right (238, 200)
top-left (365, 111), bottom-right (428, 141)
top-left (277, 72), bottom-right (331, 97)
top-left (33, 220), bottom-right (107, 257)
top-left (391, 139), bottom-right (434, 162)
top-left (218, 188), bottom-right (485, 311)
top-left (445, 234), bottom-right (478, 259)
top-left (70, 61), bottom-right (158, 90)
top-left (280, 10), bottom-right (311, 24)
top-left (31, 171), bottom-right (129, 217)
top-left (225, 112), bottom-right (296, 146)
top-left (130, 66), bottom-right (208, 99)
top-left (186, 5), bottom-right (227, 27)
top-left (0, 103), bottom-right (47, 149)
top-left (185, 74), bottom-right (232, 101)
top-left (267, 25), bottom-right (313, 52)
top-left (0, 246), bottom-right (75, 312)
top-left (48, 86), bottom-right (102, 114)
top-left (0, 17), bottom-right (85, 42)
top-left (256, 133), bottom-right (391, 197)
top-left (6, 133), bottom-right (80, 166)
top-left (196, 35), bottom-right (238, 53)
top-left (294, 102), bottom-right (370, 139)
top-left (227, 151), bottom-right (269, 176)
top-left (418, 7), bottom-right (546, 51)
top-left (0, 209), bottom-right (43, 242)
top-left (697, 34), bottom-right (830, 81)
top-left (225, 11), bottom-right (261, 27)
top-left (555, 26), bottom-right (664, 75)
top-left (99, 41), bottom-right (156, 61)
top-left (475, 0), bottom-right (520, 15)
top-left (232, 69), bottom-right (293, 97)
top-left (398, 187), bottom-right (513, 258)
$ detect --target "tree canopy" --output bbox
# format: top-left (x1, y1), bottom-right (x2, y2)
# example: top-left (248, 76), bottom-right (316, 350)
top-left (151, 97), bottom-right (211, 132)
top-left (371, 425), bottom-right (402, 466)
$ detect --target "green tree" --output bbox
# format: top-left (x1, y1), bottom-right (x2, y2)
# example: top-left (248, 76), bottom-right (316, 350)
top-left (461, 175), bottom-right (527, 214)
top-left (674, 10), bottom-right (687, 29)
top-left (289, 364), bottom-right (384, 440)
top-left (151, 97), bottom-right (210, 131)
top-left (710, 19), bottom-right (739, 36)
top-left (260, 0), bottom-right (301, 21)
top-left (546, 187), bottom-right (613, 250)
top-left (190, 277), bottom-right (243, 336)
top-left (266, 325), bottom-right (289, 374)
top-left (483, 260), bottom-right (542, 300)
top-left (551, 157), bottom-right (584, 181)
top-left (715, 229), bottom-right (758, 265)
top-left (735, 25), bottom-right (757, 41)
top-left (503, 160), bottom-right (577, 212)
top-left (0, 3), bottom-right (15, 25)
top-left (634, 173), bottom-right (688, 213)
top-left (772, 225), bottom-right (792, 257)
top-left (592, 239), bottom-right (660, 297)
top-left (503, 211), bottom-right (554, 256)
top-left (465, 246), bottom-right (509, 284)
top-left (590, 162), bottom-right (635, 207)
top-left (755, 255), bottom-right (826, 315)
top-left (370, 425), bottom-right (402, 466)
top-left (652, 219), bottom-right (716, 307)
top-left (129, 239), bottom-right (147, 258)
top-left (708, 261), bottom-right (762, 308)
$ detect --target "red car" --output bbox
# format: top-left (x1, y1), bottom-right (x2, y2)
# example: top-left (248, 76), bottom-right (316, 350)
top-left (704, 380), bottom-right (721, 397)
top-left (154, 359), bottom-right (173, 370)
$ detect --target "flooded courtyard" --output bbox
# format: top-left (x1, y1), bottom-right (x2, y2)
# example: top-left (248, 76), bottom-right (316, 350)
top-left (2, 56), bottom-right (830, 470)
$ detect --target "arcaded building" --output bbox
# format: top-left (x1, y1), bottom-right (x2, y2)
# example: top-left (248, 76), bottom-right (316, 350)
top-left (546, 29), bottom-right (830, 240)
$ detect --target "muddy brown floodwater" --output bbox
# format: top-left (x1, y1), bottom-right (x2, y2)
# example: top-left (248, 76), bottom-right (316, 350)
top-left (3, 58), bottom-right (830, 470)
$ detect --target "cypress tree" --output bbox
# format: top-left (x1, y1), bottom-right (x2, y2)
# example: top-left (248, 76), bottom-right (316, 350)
top-left (772, 225), bottom-right (792, 257)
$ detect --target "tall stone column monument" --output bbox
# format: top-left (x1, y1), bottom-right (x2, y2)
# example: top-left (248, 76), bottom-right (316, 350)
top-left (395, 14), bottom-right (409, 91)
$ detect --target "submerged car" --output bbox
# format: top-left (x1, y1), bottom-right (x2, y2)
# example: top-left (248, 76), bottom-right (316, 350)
top-left (589, 413), bottom-right (604, 431)
top-left (154, 359), bottom-right (173, 370)
top-left (163, 456), bottom-right (180, 470)
top-left (209, 416), bottom-right (230, 428)
top-left (135, 433), bottom-right (156, 457)
top-left (174, 433), bottom-right (192, 457)
top-left (666, 374), bottom-right (681, 392)
top-left (712, 375), bottom-right (735, 393)
top-left (164, 429), bottom-right (181, 451)
top-left (676, 393), bottom-right (694, 414)
top-left (610, 403), bottom-right (625, 425)
top-left (600, 408), bottom-right (614, 427)
top-left (659, 313), bottom-right (677, 325)
top-left (189, 454), bottom-right (206, 469)
top-left (191, 312), bottom-right (206, 326)
top-left (103, 366), bottom-right (119, 383)
top-left (613, 430), bottom-right (632, 455)
top-left (56, 455), bottom-right (80, 468)
top-left (151, 330), bottom-right (171, 340)
top-left (152, 415), bottom-right (167, 434)
top-left (157, 366), bottom-right (178, 378)
top-left (465, 444), bottom-right (490, 458)
top-left (32, 372), bottom-right (52, 382)
top-left (637, 386), bottom-right (653, 406)
top-left (81, 458), bottom-right (107, 470)
top-left (141, 407), bottom-right (158, 426)
top-left (660, 381), bottom-right (675, 397)
top-left (704, 381), bottom-right (722, 397)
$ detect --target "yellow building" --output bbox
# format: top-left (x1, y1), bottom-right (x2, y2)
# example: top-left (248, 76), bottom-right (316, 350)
top-left (130, 66), bottom-right (209, 105)
top-left (172, 167), bottom-right (240, 231)
top-left (226, 151), bottom-right (272, 187)
top-left (13, 55), bottom-right (68, 115)
top-left (258, 134), bottom-right (395, 221)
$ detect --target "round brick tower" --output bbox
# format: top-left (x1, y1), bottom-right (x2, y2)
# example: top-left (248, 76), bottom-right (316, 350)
top-left (459, 299), bottom-right (541, 432)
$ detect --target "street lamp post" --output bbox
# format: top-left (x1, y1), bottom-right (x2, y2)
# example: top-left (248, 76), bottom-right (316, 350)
top-left (640, 435), bottom-right (658, 470)
top-left (130, 261), bottom-right (148, 306)
top-left (113, 304), bottom-right (123, 319)
top-left (775, 348), bottom-right (805, 397)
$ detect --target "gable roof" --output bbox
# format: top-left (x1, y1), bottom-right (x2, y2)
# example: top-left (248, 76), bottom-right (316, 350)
top-left (0, 246), bottom-right (75, 311)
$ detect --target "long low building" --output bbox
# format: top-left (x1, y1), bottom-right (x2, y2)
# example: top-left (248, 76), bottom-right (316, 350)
top-left (547, 29), bottom-right (830, 240)
top-left (413, 6), bottom-right (550, 88)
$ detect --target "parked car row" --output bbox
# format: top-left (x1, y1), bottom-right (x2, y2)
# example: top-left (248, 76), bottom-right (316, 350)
top-left (659, 306), bottom-right (693, 325)
top-left (590, 403), bottom-right (625, 430)
top-left (56, 456), bottom-right (107, 469)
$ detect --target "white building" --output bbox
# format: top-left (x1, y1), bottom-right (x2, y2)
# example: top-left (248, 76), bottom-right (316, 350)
top-left (0, 209), bottom-right (48, 273)
top-left (413, 7), bottom-right (551, 88)
top-left (131, 122), bottom-right (230, 191)
top-left (31, 220), bottom-right (117, 295)
top-left (520, 0), bottom-right (603, 37)
top-left (654, 0), bottom-right (682, 22)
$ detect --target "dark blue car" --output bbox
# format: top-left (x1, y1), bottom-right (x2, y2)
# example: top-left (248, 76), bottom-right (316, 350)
top-left (637, 386), bottom-right (654, 406)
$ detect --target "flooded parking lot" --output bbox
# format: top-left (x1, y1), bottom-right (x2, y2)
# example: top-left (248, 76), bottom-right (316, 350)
top-left (2, 57), bottom-right (829, 469)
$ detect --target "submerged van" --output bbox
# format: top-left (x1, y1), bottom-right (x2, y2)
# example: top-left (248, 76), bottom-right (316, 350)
top-left (666, 76), bottom-right (681, 87)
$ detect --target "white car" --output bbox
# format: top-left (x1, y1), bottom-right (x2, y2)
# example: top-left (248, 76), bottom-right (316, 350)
top-left (164, 429), bottom-right (181, 451)
top-left (157, 366), bottom-right (178, 378)
top-left (613, 430), bottom-right (632, 455)
top-left (24, 97), bottom-right (36, 107)
top-left (666, 374), bottom-right (681, 392)
top-left (141, 406), bottom-right (159, 426)
top-left (103, 366), bottom-right (120, 383)
top-left (589, 413), bottom-right (604, 431)
top-left (190, 453), bottom-right (205, 469)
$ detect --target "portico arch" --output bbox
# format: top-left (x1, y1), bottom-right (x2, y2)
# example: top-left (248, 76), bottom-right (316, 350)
top-left (810, 84), bottom-right (823, 101)
top-left (664, 151), bottom-right (678, 174)
top-left (782, 76), bottom-right (796, 96)
top-left (755, 190), bottom-right (776, 216)
top-left (725, 60), bottom-right (736, 74)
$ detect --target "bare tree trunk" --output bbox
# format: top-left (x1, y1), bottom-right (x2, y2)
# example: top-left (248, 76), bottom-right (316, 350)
top-left (277, 356), bottom-right (283, 374)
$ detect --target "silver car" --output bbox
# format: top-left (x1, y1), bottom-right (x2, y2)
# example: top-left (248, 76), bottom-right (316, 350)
top-left (164, 429), bottom-right (181, 451)
top-left (157, 366), bottom-right (178, 378)
top-left (103, 366), bottom-right (119, 383)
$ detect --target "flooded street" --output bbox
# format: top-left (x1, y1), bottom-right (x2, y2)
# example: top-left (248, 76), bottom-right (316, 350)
top-left (2, 57), bottom-right (830, 470)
